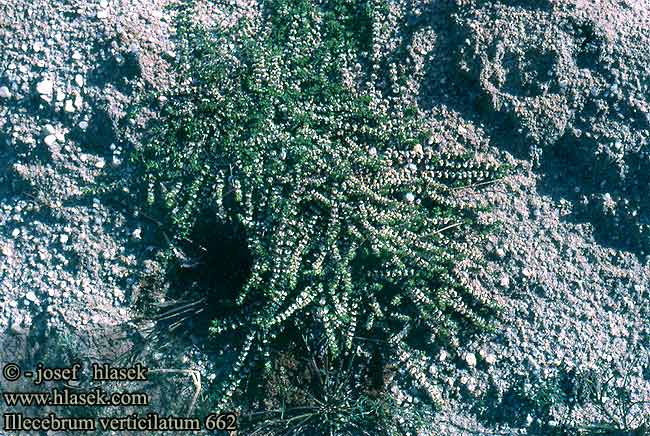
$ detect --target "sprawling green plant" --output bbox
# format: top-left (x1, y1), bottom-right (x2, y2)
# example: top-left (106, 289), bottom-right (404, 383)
top-left (132, 0), bottom-right (502, 411)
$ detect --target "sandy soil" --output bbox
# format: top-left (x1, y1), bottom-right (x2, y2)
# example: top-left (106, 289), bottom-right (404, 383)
top-left (1, 0), bottom-right (648, 435)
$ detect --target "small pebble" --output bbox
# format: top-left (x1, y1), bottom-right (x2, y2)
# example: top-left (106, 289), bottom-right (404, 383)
top-left (59, 234), bottom-right (69, 244)
top-left (10, 323), bottom-right (23, 335)
top-left (78, 121), bottom-right (89, 129)
top-left (132, 228), bottom-right (142, 239)
top-left (72, 52), bottom-right (82, 60)
top-left (74, 74), bottom-right (84, 87)
top-left (485, 353), bottom-right (497, 365)
top-left (26, 291), bottom-right (37, 302)
top-left (42, 124), bottom-right (55, 135)
top-left (405, 192), bottom-right (415, 203)
top-left (97, 9), bottom-right (109, 19)
top-left (0, 86), bottom-right (11, 99)
top-left (1, 245), bottom-right (12, 257)
top-left (36, 78), bottom-right (54, 95)
top-left (64, 100), bottom-right (75, 113)
top-left (44, 135), bottom-right (57, 146)
top-left (95, 158), bottom-right (106, 169)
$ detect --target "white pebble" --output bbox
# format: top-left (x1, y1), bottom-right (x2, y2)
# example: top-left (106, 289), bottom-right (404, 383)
top-left (0, 86), bottom-right (11, 99)
top-left (74, 74), bottom-right (84, 87)
top-left (97, 9), bottom-right (109, 19)
top-left (78, 121), bottom-right (89, 129)
top-left (44, 135), bottom-right (57, 146)
top-left (74, 94), bottom-right (83, 109)
top-left (405, 192), bottom-right (415, 203)
top-left (42, 124), bottom-right (55, 135)
top-left (1, 245), bottom-right (12, 257)
top-left (64, 100), bottom-right (75, 112)
top-left (72, 52), bottom-right (82, 60)
top-left (59, 234), bottom-right (69, 244)
top-left (485, 353), bottom-right (497, 365)
top-left (26, 291), bottom-right (37, 302)
top-left (32, 42), bottom-right (43, 52)
top-left (111, 156), bottom-right (122, 167)
top-left (95, 158), bottom-right (106, 169)
top-left (36, 78), bottom-right (54, 95)
top-left (131, 228), bottom-right (142, 239)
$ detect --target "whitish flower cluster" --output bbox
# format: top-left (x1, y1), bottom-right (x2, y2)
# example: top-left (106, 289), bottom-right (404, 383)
top-left (133, 0), bottom-right (503, 409)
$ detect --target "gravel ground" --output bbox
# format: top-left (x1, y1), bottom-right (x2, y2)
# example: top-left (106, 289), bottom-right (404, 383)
top-left (1, 0), bottom-right (649, 435)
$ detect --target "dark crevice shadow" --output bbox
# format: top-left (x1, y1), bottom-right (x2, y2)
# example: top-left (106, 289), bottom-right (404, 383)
top-left (539, 132), bottom-right (650, 252)
top-left (86, 42), bottom-right (142, 92)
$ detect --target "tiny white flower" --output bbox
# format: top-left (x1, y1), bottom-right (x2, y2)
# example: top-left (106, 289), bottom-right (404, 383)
top-left (465, 352), bottom-right (477, 367)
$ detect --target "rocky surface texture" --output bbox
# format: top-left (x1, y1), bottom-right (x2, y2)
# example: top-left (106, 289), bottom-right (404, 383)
top-left (1, 0), bottom-right (648, 435)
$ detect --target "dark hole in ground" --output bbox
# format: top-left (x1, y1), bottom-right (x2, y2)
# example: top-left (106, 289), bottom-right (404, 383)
top-left (68, 108), bottom-right (117, 151)
top-left (87, 49), bottom-right (142, 90)
top-left (157, 212), bottom-right (254, 340)
top-left (502, 49), bottom-right (557, 97)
